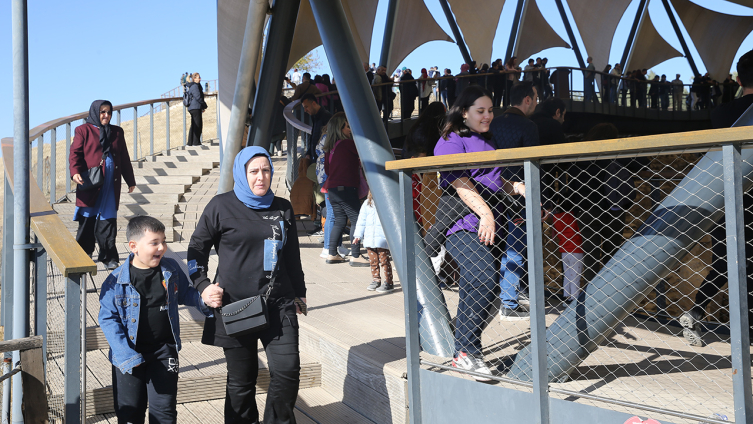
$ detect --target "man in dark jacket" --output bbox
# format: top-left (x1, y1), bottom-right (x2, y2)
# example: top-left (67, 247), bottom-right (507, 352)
top-left (490, 81), bottom-right (539, 321)
top-left (187, 73), bottom-right (208, 146)
top-left (400, 69), bottom-right (418, 119)
top-left (301, 93), bottom-right (332, 161)
top-left (439, 68), bottom-right (456, 109)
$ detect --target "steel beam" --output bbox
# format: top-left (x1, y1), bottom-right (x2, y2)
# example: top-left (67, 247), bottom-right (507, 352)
top-left (248, 0), bottom-right (300, 151)
top-left (309, 0), bottom-right (454, 357)
top-left (379, 0), bottom-right (400, 69)
top-left (437, 0), bottom-right (473, 66)
top-left (620, 0), bottom-right (648, 72)
top-left (217, 0), bottom-right (269, 194)
top-left (660, 0), bottom-right (700, 77)
top-left (554, 0), bottom-right (585, 68)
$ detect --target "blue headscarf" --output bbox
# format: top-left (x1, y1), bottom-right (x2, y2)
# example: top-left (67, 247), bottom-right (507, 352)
top-left (233, 146), bottom-right (274, 209)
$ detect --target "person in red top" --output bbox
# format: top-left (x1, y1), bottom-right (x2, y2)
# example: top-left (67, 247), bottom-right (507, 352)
top-left (69, 100), bottom-right (136, 270)
top-left (321, 112), bottom-right (366, 266)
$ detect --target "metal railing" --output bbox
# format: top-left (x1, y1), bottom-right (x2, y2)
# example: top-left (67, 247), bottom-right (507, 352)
top-left (160, 79), bottom-right (218, 99)
top-left (387, 123), bottom-right (753, 424)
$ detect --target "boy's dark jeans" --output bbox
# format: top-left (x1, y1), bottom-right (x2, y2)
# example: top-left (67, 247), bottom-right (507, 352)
top-left (112, 343), bottom-right (179, 424)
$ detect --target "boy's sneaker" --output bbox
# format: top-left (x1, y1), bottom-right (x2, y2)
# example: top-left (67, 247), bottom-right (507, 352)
top-left (500, 306), bottom-right (530, 321)
top-left (319, 248), bottom-right (329, 259)
top-left (326, 255), bottom-right (346, 264)
top-left (376, 283), bottom-right (394, 293)
top-left (517, 293), bottom-right (530, 310)
top-left (680, 308), bottom-right (705, 347)
top-left (452, 352), bottom-right (492, 382)
top-left (367, 281), bottom-right (381, 291)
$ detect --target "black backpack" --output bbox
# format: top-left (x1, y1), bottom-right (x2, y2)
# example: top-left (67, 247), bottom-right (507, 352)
top-left (183, 85), bottom-right (192, 107)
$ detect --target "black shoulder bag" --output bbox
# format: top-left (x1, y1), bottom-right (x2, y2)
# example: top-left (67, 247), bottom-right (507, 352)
top-left (78, 155), bottom-right (105, 191)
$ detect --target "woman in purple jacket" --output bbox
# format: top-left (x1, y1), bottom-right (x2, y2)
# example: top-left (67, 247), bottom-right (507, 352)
top-left (434, 85), bottom-right (525, 381)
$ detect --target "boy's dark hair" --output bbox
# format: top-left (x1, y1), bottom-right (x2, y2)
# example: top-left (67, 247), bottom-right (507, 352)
top-left (441, 85), bottom-right (492, 140)
top-left (539, 97), bottom-right (566, 118)
top-left (300, 93), bottom-right (318, 104)
top-left (510, 81), bottom-right (535, 107)
top-left (126, 216), bottom-right (166, 242)
top-left (737, 49), bottom-right (753, 88)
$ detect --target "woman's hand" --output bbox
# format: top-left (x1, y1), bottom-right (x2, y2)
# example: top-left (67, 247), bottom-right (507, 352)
top-left (201, 283), bottom-right (224, 308)
top-left (353, 238), bottom-right (360, 245)
top-left (72, 174), bottom-right (84, 185)
top-left (513, 181), bottom-right (526, 198)
top-left (128, 186), bottom-right (136, 193)
top-left (296, 297), bottom-right (307, 315)
top-left (478, 214), bottom-right (496, 245)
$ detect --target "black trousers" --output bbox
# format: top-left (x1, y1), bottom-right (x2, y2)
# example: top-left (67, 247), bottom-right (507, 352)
top-left (579, 209), bottom-right (626, 284)
top-left (327, 186), bottom-right (361, 257)
top-left (112, 343), bottom-right (179, 424)
top-left (224, 308), bottom-right (300, 424)
top-left (188, 109), bottom-right (203, 146)
top-left (76, 216), bottom-right (118, 263)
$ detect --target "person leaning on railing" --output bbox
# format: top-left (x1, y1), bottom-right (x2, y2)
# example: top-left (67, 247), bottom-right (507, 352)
top-left (432, 85), bottom-right (525, 381)
top-left (69, 100), bottom-right (136, 271)
top-left (186, 73), bottom-right (208, 146)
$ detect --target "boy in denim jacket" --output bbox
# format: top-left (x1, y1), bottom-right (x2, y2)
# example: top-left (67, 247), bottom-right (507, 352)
top-left (99, 216), bottom-right (220, 423)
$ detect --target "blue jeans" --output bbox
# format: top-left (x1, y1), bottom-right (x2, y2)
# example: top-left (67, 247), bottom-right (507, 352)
top-left (500, 219), bottom-right (526, 309)
top-left (446, 231), bottom-right (499, 356)
top-left (323, 193), bottom-right (342, 249)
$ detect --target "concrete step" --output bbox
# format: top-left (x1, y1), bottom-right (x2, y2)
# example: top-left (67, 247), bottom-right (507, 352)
top-left (133, 175), bottom-right (199, 185)
top-left (119, 203), bottom-right (177, 216)
top-left (131, 168), bottom-right (209, 177)
top-left (121, 193), bottom-right (181, 204)
top-left (131, 161), bottom-right (217, 170)
top-left (122, 184), bottom-right (190, 194)
top-left (142, 154), bottom-right (220, 165)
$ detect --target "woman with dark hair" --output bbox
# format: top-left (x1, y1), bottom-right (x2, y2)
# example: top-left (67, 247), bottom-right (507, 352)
top-left (433, 86), bottom-right (525, 381)
top-left (70, 100), bottom-right (136, 270)
top-left (402, 101), bottom-right (446, 158)
top-left (187, 146), bottom-right (306, 424)
top-left (187, 72), bottom-right (208, 146)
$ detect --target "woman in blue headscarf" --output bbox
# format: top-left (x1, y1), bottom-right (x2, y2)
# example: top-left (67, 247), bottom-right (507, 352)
top-left (187, 146), bottom-right (306, 424)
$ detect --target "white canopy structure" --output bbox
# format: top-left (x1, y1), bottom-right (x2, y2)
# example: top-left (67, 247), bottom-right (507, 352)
top-left (626, 6), bottom-right (683, 72)
top-left (567, 0), bottom-right (632, 69)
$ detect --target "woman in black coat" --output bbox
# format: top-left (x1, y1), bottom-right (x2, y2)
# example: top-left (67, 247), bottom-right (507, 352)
top-left (186, 72), bottom-right (208, 146)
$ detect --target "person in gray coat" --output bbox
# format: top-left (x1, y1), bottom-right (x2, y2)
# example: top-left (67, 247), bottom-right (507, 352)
top-left (187, 72), bottom-right (208, 146)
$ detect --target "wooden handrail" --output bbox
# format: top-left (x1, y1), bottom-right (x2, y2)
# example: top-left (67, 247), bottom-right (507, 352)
top-left (1, 137), bottom-right (96, 276)
top-left (385, 126), bottom-right (753, 172)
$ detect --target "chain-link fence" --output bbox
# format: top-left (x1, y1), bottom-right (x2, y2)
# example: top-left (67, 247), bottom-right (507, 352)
top-left (403, 140), bottom-right (752, 424)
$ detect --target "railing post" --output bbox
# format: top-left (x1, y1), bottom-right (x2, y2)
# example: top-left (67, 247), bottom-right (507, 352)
top-left (133, 106), bottom-right (138, 159)
top-left (50, 127), bottom-right (56, 204)
top-left (524, 159), bottom-right (550, 424)
top-left (65, 273), bottom-right (81, 423)
top-left (36, 135), bottom-right (43, 192)
top-left (65, 122), bottom-right (71, 194)
top-left (165, 101), bottom-right (170, 152)
top-left (33, 237), bottom-right (46, 369)
top-left (398, 170), bottom-right (422, 424)
top-left (80, 274), bottom-right (87, 424)
top-left (183, 103), bottom-right (187, 147)
top-left (116, 109), bottom-right (121, 126)
top-left (722, 143), bottom-right (753, 424)
top-left (1, 176), bottom-right (13, 334)
top-left (149, 103), bottom-right (154, 156)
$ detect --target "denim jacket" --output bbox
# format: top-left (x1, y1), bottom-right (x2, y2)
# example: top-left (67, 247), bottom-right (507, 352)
top-left (98, 254), bottom-right (212, 374)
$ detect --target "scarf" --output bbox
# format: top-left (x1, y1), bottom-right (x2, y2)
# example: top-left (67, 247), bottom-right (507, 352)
top-left (233, 146), bottom-right (275, 209)
top-left (85, 99), bottom-right (113, 156)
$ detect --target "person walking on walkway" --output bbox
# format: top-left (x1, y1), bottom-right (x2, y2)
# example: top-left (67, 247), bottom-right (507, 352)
top-left (187, 146), bottom-right (307, 424)
top-left (187, 73), bottom-right (208, 146)
top-left (70, 100), bottom-right (136, 271)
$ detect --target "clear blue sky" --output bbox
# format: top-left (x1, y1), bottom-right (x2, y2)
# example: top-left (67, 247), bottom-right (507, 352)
top-left (2, 0), bottom-right (752, 143)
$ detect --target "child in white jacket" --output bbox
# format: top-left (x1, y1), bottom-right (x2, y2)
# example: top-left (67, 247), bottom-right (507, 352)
top-left (354, 192), bottom-right (394, 293)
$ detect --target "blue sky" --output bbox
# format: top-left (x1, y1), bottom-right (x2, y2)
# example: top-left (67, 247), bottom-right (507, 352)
top-left (1, 0), bottom-right (752, 142)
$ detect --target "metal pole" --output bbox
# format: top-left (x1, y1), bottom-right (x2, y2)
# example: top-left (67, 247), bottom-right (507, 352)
top-left (553, 0), bottom-right (585, 68)
top-left (165, 101), bottom-right (170, 152)
top-left (437, 0), bottom-right (472, 66)
top-left (50, 127), bottom-right (56, 204)
top-left (36, 135), bottom-right (43, 192)
top-left (183, 104), bottom-right (187, 147)
top-left (116, 109), bottom-right (121, 126)
top-left (33, 241), bottom-right (46, 368)
top-left (524, 160), bottom-right (550, 424)
top-left (65, 274), bottom-right (81, 422)
top-left (399, 170), bottom-right (422, 424)
top-left (660, 0), bottom-right (700, 77)
top-left (310, 0), bottom-right (454, 356)
top-left (248, 0), bottom-right (300, 151)
top-left (11, 0), bottom-right (31, 421)
top-left (505, 0), bottom-right (527, 63)
top-left (149, 103), bottom-right (154, 156)
top-left (65, 123), bottom-right (71, 194)
top-left (722, 143), bottom-right (753, 424)
top-left (1, 358), bottom-right (9, 424)
top-left (620, 0), bottom-right (648, 72)
top-left (379, 0), bottom-right (400, 69)
top-left (217, 0), bottom-right (270, 194)
top-left (80, 274), bottom-right (87, 424)
top-left (2, 177), bottom-right (13, 333)
top-left (133, 106), bottom-right (138, 158)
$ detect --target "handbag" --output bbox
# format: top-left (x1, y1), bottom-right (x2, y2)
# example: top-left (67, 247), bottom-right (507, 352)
top-left (220, 272), bottom-right (275, 337)
top-left (78, 156), bottom-right (105, 191)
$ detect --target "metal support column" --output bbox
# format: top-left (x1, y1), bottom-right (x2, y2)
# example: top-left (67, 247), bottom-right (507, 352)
top-left (379, 0), bottom-right (400, 69)
top-left (65, 123), bottom-right (71, 194)
top-left (217, 0), bottom-right (269, 194)
top-left (310, 0), bottom-right (454, 356)
top-left (399, 170), bottom-right (422, 424)
top-left (722, 143), bottom-right (753, 424)
top-left (33, 241), bottom-right (46, 366)
top-left (248, 0), bottom-right (300, 151)
top-left (437, 0), bottom-right (473, 66)
top-left (2, 177), bottom-right (13, 333)
top-left (660, 0), bottom-right (700, 77)
top-left (50, 128), bottom-right (56, 204)
top-left (133, 106), bottom-right (138, 158)
top-left (64, 274), bottom-right (81, 422)
top-left (524, 160), bottom-right (550, 424)
top-left (620, 0), bottom-right (648, 72)
top-left (505, 0), bottom-right (527, 63)
top-left (149, 103), bottom-right (154, 156)
top-left (11, 0), bottom-right (31, 422)
top-left (553, 0), bottom-right (585, 68)
top-left (165, 101), bottom-right (170, 152)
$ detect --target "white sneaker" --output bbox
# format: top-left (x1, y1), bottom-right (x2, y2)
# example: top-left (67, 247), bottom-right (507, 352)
top-left (430, 245), bottom-right (446, 276)
top-left (452, 352), bottom-right (492, 382)
top-left (319, 248), bottom-right (329, 259)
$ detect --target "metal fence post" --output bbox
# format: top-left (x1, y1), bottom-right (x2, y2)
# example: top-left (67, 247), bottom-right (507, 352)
top-left (50, 127), bottom-right (56, 204)
top-left (722, 143), bottom-right (753, 423)
top-left (524, 159), bottom-right (550, 424)
top-left (37, 135), bottom-right (43, 191)
top-left (33, 239), bottom-right (46, 368)
top-left (165, 101), bottom-right (170, 152)
top-left (149, 103), bottom-right (154, 156)
top-left (65, 122), bottom-right (71, 194)
top-left (116, 109), bottom-right (121, 126)
top-left (133, 106), bottom-right (138, 158)
top-left (65, 273), bottom-right (81, 422)
top-left (398, 170), bottom-right (422, 424)
top-left (183, 104), bottom-right (187, 147)
top-left (1, 177), bottom-right (13, 333)
top-left (80, 274), bottom-right (87, 424)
